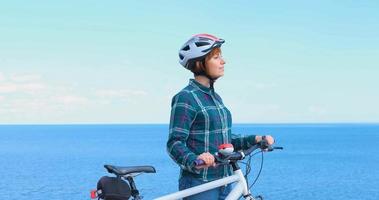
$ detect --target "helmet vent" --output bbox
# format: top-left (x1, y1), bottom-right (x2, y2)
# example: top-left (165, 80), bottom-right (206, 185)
top-left (179, 54), bottom-right (184, 60)
top-left (182, 45), bottom-right (190, 51)
top-left (195, 42), bottom-right (210, 47)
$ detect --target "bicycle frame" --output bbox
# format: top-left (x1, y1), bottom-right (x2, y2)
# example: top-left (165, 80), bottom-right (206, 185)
top-left (94, 142), bottom-right (281, 200)
top-left (154, 168), bottom-right (253, 200)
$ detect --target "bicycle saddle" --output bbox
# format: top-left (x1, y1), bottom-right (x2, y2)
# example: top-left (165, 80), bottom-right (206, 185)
top-left (104, 164), bottom-right (156, 176)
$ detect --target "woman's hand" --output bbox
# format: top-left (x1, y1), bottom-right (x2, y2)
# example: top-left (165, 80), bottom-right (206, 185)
top-left (263, 135), bottom-right (275, 145)
top-left (256, 135), bottom-right (275, 145)
top-left (197, 152), bottom-right (215, 168)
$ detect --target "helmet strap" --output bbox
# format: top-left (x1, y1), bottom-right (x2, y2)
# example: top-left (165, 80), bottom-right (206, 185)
top-left (195, 60), bottom-right (216, 91)
top-left (209, 78), bottom-right (215, 91)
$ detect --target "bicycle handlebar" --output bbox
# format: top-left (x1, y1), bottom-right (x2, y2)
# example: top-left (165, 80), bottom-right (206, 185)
top-left (194, 141), bottom-right (283, 167)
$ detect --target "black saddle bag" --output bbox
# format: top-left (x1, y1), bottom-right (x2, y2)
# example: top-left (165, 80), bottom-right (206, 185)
top-left (97, 176), bottom-right (131, 200)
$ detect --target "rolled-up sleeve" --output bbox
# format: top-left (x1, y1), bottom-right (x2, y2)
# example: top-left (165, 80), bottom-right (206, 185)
top-left (166, 92), bottom-right (199, 173)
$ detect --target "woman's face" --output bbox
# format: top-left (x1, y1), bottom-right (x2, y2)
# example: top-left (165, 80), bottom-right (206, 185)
top-left (205, 52), bottom-right (226, 79)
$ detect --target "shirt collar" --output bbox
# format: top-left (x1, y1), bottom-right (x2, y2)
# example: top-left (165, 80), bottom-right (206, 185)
top-left (189, 79), bottom-right (213, 94)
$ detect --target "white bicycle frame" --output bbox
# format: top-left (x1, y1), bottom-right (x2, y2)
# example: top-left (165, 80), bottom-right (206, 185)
top-left (98, 143), bottom-right (281, 200)
top-left (154, 168), bottom-right (254, 200)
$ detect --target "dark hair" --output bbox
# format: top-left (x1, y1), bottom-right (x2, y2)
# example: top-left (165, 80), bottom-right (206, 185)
top-left (190, 47), bottom-right (221, 76)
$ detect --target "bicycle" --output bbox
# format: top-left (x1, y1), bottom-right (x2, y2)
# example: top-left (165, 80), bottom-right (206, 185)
top-left (91, 140), bottom-right (283, 200)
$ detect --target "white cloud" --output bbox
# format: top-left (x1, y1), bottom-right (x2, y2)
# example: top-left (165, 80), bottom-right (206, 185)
top-left (10, 74), bottom-right (41, 82)
top-left (0, 83), bottom-right (17, 93)
top-left (0, 96), bottom-right (90, 121)
top-left (0, 71), bottom-right (90, 119)
top-left (0, 72), bottom-right (5, 81)
top-left (20, 83), bottom-right (46, 93)
top-left (11, 99), bottom-right (45, 111)
top-left (0, 82), bottom-right (46, 93)
top-left (0, 71), bottom-right (155, 123)
top-left (0, 72), bottom-right (46, 94)
top-left (52, 95), bottom-right (89, 105)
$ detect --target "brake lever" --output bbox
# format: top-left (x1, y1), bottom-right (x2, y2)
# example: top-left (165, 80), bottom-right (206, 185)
top-left (215, 152), bottom-right (244, 164)
top-left (214, 152), bottom-right (232, 164)
top-left (259, 140), bottom-right (270, 150)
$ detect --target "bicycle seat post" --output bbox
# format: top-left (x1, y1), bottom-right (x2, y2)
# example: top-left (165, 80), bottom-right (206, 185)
top-left (126, 176), bottom-right (142, 200)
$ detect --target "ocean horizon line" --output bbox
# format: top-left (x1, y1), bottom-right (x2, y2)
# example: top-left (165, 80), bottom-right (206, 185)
top-left (0, 122), bottom-right (378, 126)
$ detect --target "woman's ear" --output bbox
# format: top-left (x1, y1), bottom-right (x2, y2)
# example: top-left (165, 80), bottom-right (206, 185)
top-left (195, 60), bottom-right (201, 69)
top-left (195, 60), bottom-right (206, 72)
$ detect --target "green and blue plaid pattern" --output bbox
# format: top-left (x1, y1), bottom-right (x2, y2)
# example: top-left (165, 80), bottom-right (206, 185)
top-left (167, 79), bottom-right (256, 181)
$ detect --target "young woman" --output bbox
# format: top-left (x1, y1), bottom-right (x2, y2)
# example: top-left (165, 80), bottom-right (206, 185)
top-left (167, 33), bottom-right (275, 200)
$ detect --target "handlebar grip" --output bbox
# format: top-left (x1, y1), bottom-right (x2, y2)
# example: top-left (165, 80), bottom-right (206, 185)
top-left (267, 146), bottom-right (284, 152)
top-left (194, 159), bottom-right (205, 166)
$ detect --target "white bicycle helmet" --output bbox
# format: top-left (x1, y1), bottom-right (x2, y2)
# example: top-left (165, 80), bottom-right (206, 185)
top-left (179, 33), bottom-right (225, 70)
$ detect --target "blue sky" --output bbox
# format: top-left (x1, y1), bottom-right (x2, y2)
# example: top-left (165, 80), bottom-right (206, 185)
top-left (0, 1), bottom-right (378, 124)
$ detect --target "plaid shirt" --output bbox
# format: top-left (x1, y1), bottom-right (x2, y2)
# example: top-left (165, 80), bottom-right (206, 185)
top-left (167, 79), bottom-right (256, 181)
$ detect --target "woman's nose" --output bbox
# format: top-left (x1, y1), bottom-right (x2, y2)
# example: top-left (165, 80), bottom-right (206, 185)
top-left (221, 58), bottom-right (226, 64)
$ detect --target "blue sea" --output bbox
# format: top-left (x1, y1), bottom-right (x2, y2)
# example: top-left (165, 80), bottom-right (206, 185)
top-left (0, 124), bottom-right (378, 200)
